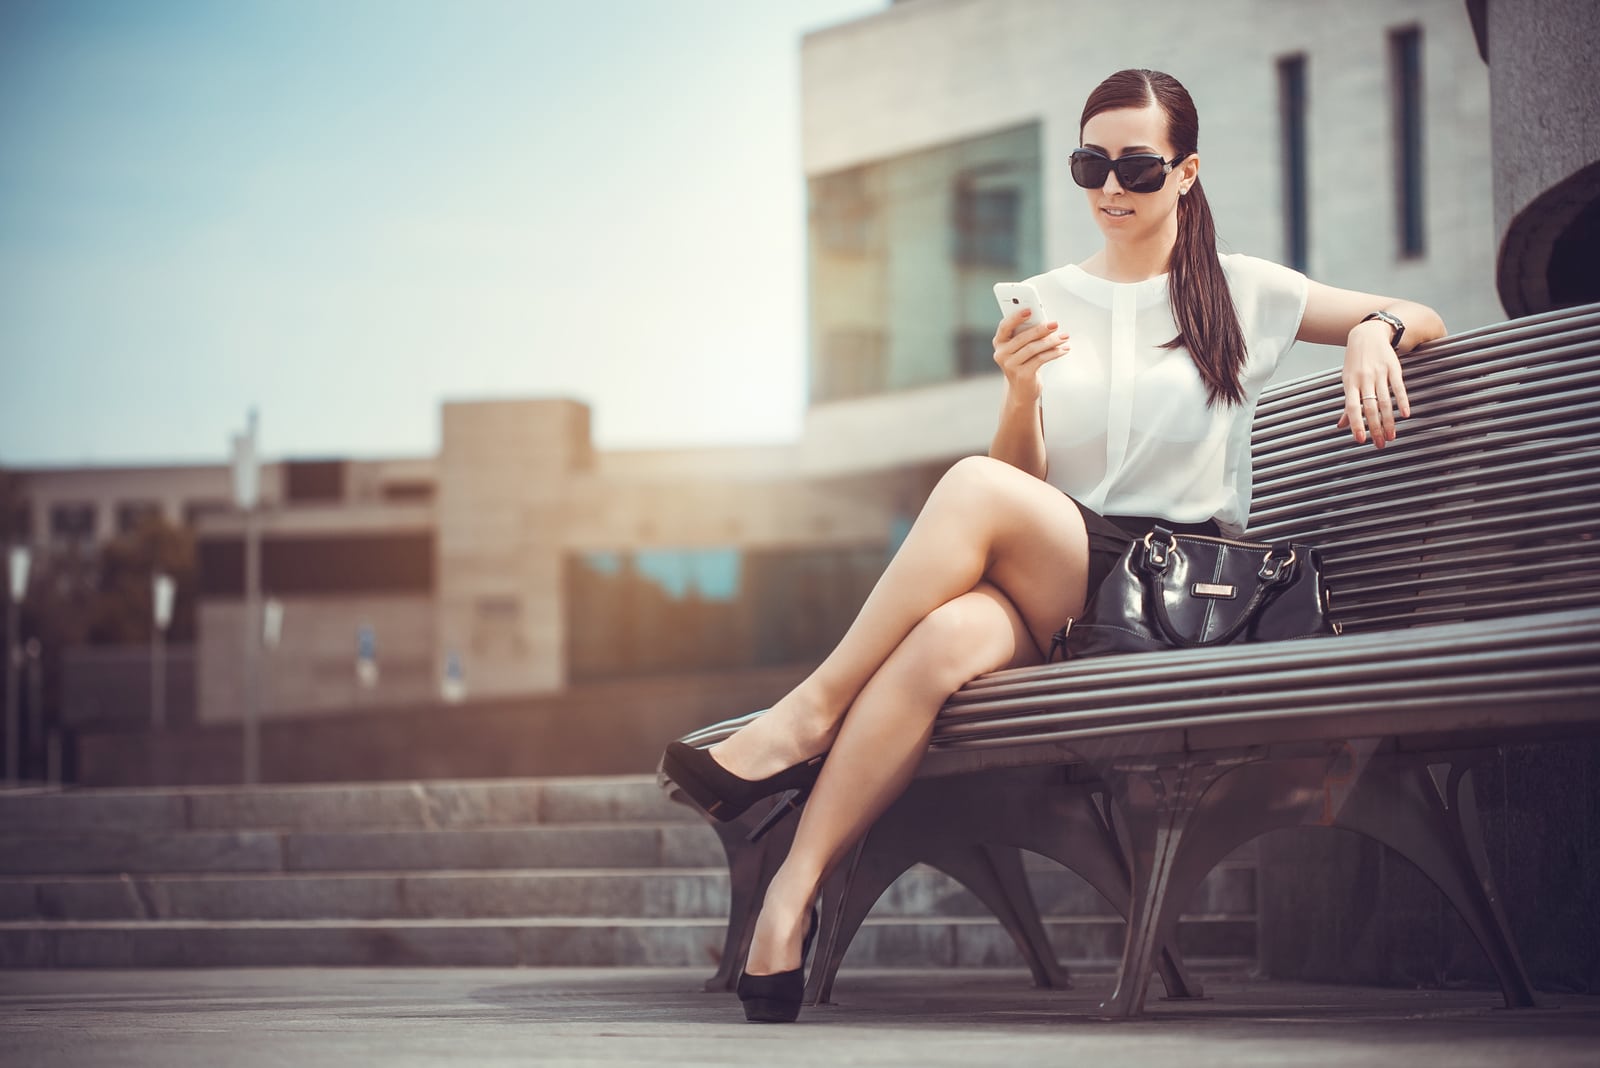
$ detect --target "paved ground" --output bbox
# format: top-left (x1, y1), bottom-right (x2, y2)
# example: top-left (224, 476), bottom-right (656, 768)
top-left (3, 967), bottom-right (1598, 1067)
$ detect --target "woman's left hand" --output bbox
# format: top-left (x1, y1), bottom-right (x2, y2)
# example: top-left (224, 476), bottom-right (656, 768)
top-left (1337, 319), bottom-right (1410, 449)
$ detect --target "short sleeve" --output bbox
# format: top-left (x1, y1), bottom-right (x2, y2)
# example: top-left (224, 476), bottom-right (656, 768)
top-left (1222, 254), bottom-right (1309, 379)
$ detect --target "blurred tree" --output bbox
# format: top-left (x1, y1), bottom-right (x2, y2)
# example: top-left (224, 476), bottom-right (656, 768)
top-left (86, 516), bottom-right (197, 645)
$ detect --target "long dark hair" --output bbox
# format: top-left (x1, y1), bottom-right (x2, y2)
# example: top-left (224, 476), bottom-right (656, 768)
top-left (1079, 69), bottom-right (1246, 406)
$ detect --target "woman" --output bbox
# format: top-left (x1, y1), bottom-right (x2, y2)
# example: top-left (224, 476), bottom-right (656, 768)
top-left (662, 68), bottom-right (1446, 1023)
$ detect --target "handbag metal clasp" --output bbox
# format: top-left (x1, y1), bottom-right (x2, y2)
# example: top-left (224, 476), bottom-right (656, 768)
top-left (1258, 548), bottom-right (1298, 582)
top-left (1141, 529), bottom-right (1176, 572)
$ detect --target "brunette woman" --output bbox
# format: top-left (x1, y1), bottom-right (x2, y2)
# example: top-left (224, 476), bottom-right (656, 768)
top-left (662, 67), bottom-right (1446, 1023)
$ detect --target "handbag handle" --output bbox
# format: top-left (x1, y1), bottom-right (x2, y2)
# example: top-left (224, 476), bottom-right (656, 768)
top-left (1138, 531), bottom-right (1295, 648)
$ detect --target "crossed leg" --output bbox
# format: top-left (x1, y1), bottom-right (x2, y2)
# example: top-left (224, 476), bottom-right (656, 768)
top-left (704, 456), bottom-right (1097, 976)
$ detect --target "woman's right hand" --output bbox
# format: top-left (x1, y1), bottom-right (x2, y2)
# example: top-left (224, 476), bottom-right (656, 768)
top-left (992, 308), bottom-right (1070, 404)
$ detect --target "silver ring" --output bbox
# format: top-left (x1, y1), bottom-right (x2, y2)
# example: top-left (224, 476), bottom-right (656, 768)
top-left (1361, 395), bottom-right (1378, 402)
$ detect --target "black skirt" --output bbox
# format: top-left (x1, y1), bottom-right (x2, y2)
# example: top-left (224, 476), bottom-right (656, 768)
top-left (1069, 495), bottom-right (1223, 599)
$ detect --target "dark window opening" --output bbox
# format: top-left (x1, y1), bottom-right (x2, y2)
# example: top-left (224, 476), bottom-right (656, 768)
top-left (1390, 26), bottom-right (1426, 258)
top-left (115, 501), bottom-right (162, 534)
top-left (198, 532), bottom-right (435, 596)
top-left (49, 502), bottom-right (96, 543)
top-left (566, 545), bottom-right (885, 681)
top-left (955, 329), bottom-right (1000, 378)
top-left (285, 460), bottom-right (346, 504)
top-left (1278, 54), bottom-right (1309, 273)
top-left (382, 480), bottom-right (436, 503)
top-left (9, 502), bottom-right (32, 543)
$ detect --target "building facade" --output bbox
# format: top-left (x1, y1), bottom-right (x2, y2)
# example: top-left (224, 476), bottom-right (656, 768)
top-left (3, 0), bottom-right (1505, 728)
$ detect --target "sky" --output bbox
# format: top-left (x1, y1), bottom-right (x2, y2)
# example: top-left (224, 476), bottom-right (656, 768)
top-left (0, 0), bottom-right (887, 468)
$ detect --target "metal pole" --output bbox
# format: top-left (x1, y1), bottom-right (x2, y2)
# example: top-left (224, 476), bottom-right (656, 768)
top-left (242, 505), bottom-right (260, 785)
top-left (151, 619), bottom-right (166, 731)
top-left (25, 641), bottom-right (41, 783)
top-left (4, 593), bottom-right (17, 787)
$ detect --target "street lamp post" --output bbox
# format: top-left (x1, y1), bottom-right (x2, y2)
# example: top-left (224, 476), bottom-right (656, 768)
top-left (151, 572), bottom-right (175, 731)
top-left (231, 410), bottom-right (262, 785)
top-left (5, 545), bottom-right (31, 787)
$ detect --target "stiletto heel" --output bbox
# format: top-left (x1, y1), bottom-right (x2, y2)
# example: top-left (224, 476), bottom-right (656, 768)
top-left (659, 740), bottom-right (824, 823)
top-left (737, 905), bottom-right (819, 1023)
top-left (745, 787), bottom-right (811, 844)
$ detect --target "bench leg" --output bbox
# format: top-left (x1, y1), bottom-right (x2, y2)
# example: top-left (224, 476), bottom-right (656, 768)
top-left (806, 774), bottom-right (1074, 1004)
top-left (1330, 756), bottom-right (1538, 1008)
top-left (1017, 782), bottom-right (1203, 1002)
top-left (1090, 747), bottom-right (1542, 1018)
top-left (1092, 757), bottom-right (1245, 1018)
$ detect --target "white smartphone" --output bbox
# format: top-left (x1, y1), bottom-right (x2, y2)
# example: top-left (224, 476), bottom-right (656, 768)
top-left (993, 282), bottom-right (1050, 329)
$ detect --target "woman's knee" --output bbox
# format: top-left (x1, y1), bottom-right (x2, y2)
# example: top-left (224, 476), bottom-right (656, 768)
top-left (937, 455), bottom-right (1011, 496)
top-left (893, 592), bottom-right (1020, 693)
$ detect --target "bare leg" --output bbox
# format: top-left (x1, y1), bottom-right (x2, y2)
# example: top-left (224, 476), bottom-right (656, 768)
top-left (743, 580), bottom-right (1054, 976)
top-left (713, 456), bottom-right (1093, 781)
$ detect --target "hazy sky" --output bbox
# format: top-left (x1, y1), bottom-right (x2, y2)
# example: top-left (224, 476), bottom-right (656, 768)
top-left (0, 0), bottom-right (886, 468)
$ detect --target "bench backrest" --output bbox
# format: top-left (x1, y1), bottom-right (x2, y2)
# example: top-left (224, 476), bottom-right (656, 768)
top-left (1245, 303), bottom-right (1600, 634)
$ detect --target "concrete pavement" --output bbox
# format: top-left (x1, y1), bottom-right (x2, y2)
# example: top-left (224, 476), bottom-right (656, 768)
top-left (3, 967), bottom-right (1598, 1066)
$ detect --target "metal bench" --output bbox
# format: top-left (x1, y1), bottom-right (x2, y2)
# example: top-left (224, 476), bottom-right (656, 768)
top-left (662, 301), bottom-right (1600, 1017)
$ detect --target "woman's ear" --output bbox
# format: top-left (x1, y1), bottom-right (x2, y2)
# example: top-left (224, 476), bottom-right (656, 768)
top-left (1174, 151), bottom-right (1199, 197)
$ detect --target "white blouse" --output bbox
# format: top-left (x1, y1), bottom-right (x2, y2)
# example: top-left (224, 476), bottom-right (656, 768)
top-left (1029, 253), bottom-right (1309, 536)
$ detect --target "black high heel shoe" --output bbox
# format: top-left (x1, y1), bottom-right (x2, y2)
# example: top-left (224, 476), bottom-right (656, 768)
top-left (660, 741), bottom-right (824, 837)
top-left (736, 905), bottom-right (819, 1024)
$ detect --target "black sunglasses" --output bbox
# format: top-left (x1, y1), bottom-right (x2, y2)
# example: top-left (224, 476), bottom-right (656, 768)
top-left (1069, 148), bottom-right (1188, 194)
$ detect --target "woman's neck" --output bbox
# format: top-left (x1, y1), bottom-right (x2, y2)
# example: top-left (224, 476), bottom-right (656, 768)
top-left (1085, 223), bottom-right (1179, 283)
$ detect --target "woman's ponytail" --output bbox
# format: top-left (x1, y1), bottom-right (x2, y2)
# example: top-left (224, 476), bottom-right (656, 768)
top-left (1164, 178), bottom-right (1246, 406)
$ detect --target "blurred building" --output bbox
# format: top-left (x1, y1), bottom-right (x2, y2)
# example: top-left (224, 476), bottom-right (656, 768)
top-left (2, 0), bottom-right (1525, 767)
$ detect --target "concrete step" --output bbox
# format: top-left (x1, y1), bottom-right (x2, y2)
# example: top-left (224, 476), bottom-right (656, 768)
top-left (0, 915), bottom-right (1256, 969)
top-left (0, 822), bottom-right (724, 876)
top-left (0, 777), bottom-right (686, 834)
top-left (0, 863), bottom-right (1254, 922)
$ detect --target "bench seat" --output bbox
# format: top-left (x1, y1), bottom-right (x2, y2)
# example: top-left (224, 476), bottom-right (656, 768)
top-left (662, 301), bottom-right (1600, 1017)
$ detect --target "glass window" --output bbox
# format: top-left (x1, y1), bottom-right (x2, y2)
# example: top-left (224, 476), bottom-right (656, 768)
top-left (115, 500), bottom-right (162, 535)
top-left (382, 480), bottom-right (435, 503)
top-left (1390, 26), bottom-right (1426, 258)
top-left (1277, 54), bottom-right (1309, 272)
top-left (807, 122), bottom-right (1043, 403)
top-left (954, 184), bottom-right (1020, 268)
top-left (49, 502), bottom-right (96, 543)
top-left (565, 545), bottom-right (885, 681)
top-left (197, 533), bottom-right (435, 596)
top-left (811, 168), bottom-right (878, 255)
top-left (954, 329), bottom-right (1000, 378)
top-left (8, 502), bottom-right (31, 544)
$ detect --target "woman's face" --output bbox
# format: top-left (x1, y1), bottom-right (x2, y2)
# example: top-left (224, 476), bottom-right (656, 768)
top-left (1078, 103), bottom-right (1199, 245)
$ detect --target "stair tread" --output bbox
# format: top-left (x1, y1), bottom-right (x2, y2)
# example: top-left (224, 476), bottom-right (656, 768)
top-left (0, 913), bottom-right (1250, 928)
top-left (0, 867), bottom-right (732, 883)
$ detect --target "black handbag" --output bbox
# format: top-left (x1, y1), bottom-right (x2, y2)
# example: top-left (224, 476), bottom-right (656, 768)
top-left (1050, 524), bottom-right (1339, 661)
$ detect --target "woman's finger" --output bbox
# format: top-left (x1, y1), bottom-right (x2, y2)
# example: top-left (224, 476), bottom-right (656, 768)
top-left (1391, 360), bottom-right (1412, 419)
top-left (995, 317), bottom-right (1056, 358)
top-left (999, 328), bottom-right (1066, 368)
top-left (1375, 377), bottom-right (1397, 444)
top-left (1017, 338), bottom-right (1070, 370)
top-left (1342, 384), bottom-right (1367, 444)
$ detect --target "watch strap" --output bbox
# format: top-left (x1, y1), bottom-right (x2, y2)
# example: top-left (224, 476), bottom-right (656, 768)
top-left (1360, 310), bottom-right (1405, 350)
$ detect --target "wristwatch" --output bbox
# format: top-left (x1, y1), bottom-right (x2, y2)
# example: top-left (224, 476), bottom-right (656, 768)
top-left (1360, 310), bottom-right (1406, 351)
